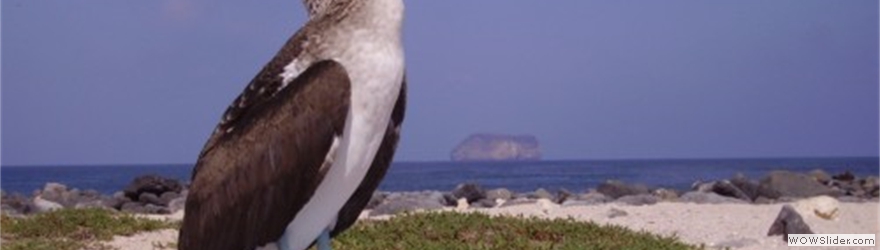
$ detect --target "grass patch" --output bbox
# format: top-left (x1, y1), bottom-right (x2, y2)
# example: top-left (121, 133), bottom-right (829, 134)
top-left (2, 209), bottom-right (701, 250)
top-left (335, 212), bottom-right (701, 250)
top-left (1, 208), bottom-right (177, 250)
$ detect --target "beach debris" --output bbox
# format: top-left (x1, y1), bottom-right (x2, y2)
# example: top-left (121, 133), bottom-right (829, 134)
top-left (767, 204), bottom-right (814, 240)
top-left (793, 195), bottom-right (839, 220)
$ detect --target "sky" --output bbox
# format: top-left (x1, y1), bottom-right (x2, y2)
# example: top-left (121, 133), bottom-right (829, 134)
top-left (1, 1), bottom-right (878, 166)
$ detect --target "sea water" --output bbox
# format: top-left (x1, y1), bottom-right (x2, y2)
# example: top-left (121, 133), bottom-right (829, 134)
top-left (1, 157), bottom-right (877, 195)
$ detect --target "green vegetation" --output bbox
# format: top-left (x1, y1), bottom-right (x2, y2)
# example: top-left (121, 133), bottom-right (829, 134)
top-left (1, 209), bottom-right (700, 250)
top-left (335, 212), bottom-right (701, 250)
top-left (1, 208), bottom-right (176, 250)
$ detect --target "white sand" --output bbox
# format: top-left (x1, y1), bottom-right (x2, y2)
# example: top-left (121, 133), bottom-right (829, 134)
top-left (101, 201), bottom-right (878, 250)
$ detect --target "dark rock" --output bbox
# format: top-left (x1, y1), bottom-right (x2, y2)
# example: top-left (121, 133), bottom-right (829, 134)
top-left (123, 175), bottom-right (183, 200)
top-left (450, 134), bottom-right (541, 161)
top-left (365, 192), bottom-right (387, 210)
top-left (860, 176), bottom-right (879, 198)
top-left (759, 171), bottom-right (839, 198)
top-left (120, 201), bottom-right (169, 214)
top-left (138, 193), bottom-right (163, 206)
top-left (607, 208), bottom-right (628, 218)
top-left (679, 191), bottom-right (747, 204)
top-left (615, 194), bottom-right (659, 206)
top-left (711, 180), bottom-right (752, 202)
top-left (731, 173), bottom-right (764, 200)
top-left (486, 188), bottom-right (513, 201)
top-left (556, 188), bottom-right (573, 204)
top-left (371, 191), bottom-right (446, 216)
top-left (808, 169), bottom-right (831, 184)
top-left (1, 192), bottom-right (34, 214)
top-left (159, 192), bottom-right (181, 206)
top-left (832, 171), bottom-right (855, 182)
top-left (597, 180), bottom-right (649, 199)
top-left (451, 183), bottom-right (486, 203)
top-left (441, 192), bottom-right (458, 206)
top-left (767, 204), bottom-right (814, 240)
top-left (144, 204), bottom-right (171, 214)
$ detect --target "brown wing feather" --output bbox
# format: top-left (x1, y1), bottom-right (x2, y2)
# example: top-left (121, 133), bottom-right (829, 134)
top-left (179, 60), bottom-right (351, 250)
top-left (331, 76), bottom-right (406, 237)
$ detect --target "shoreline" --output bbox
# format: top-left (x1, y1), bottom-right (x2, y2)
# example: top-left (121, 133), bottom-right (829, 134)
top-left (98, 199), bottom-right (879, 250)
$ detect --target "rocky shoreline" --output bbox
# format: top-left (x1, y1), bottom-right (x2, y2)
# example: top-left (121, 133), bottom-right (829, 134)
top-left (1, 169), bottom-right (877, 218)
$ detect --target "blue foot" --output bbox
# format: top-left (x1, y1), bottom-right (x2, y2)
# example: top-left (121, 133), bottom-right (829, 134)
top-left (317, 228), bottom-right (332, 250)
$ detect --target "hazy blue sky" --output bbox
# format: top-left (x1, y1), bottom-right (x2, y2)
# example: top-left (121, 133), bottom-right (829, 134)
top-left (2, 1), bottom-right (878, 166)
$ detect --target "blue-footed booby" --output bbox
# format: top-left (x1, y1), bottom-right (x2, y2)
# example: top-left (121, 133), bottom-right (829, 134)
top-left (178, 0), bottom-right (406, 249)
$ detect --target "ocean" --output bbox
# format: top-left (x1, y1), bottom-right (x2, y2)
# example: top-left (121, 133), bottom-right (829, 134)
top-left (1, 157), bottom-right (878, 195)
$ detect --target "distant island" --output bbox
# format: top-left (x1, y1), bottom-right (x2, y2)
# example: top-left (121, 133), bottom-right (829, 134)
top-left (451, 134), bottom-right (542, 161)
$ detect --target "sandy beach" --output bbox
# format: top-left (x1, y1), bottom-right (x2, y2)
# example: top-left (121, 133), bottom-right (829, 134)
top-left (105, 200), bottom-right (878, 250)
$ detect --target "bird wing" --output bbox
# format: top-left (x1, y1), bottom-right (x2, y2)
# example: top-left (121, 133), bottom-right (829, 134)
top-left (179, 60), bottom-right (351, 250)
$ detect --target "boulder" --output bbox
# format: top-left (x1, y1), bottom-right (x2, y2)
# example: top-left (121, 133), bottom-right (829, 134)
top-left (597, 180), bottom-right (649, 199)
top-left (159, 192), bottom-right (181, 206)
top-left (365, 192), bottom-right (387, 210)
top-left (451, 183), bottom-right (486, 203)
top-left (123, 175), bottom-right (183, 200)
top-left (471, 198), bottom-right (497, 208)
top-left (139, 193), bottom-right (163, 206)
top-left (1, 192), bottom-right (34, 214)
top-left (120, 201), bottom-right (169, 214)
top-left (808, 169), bottom-right (831, 184)
top-left (767, 205), bottom-right (814, 240)
top-left (32, 196), bottom-right (63, 213)
top-left (556, 188), bottom-right (573, 204)
top-left (615, 194), bottom-right (659, 206)
top-left (486, 188), bottom-right (513, 201)
top-left (730, 174), bottom-right (764, 200)
top-left (759, 171), bottom-right (839, 198)
top-left (832, 171), bottom-right (855, 182)
top-left (527, 188), bottom-right (554, 200)
top-left (859, 176), bottom-right (879, 198)
top-left (711, 180), bottom-right (752, 202)
top-left (678, 191), bottom-right (747, 204)
top-left (652, 188), bottom-right (679, 201)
